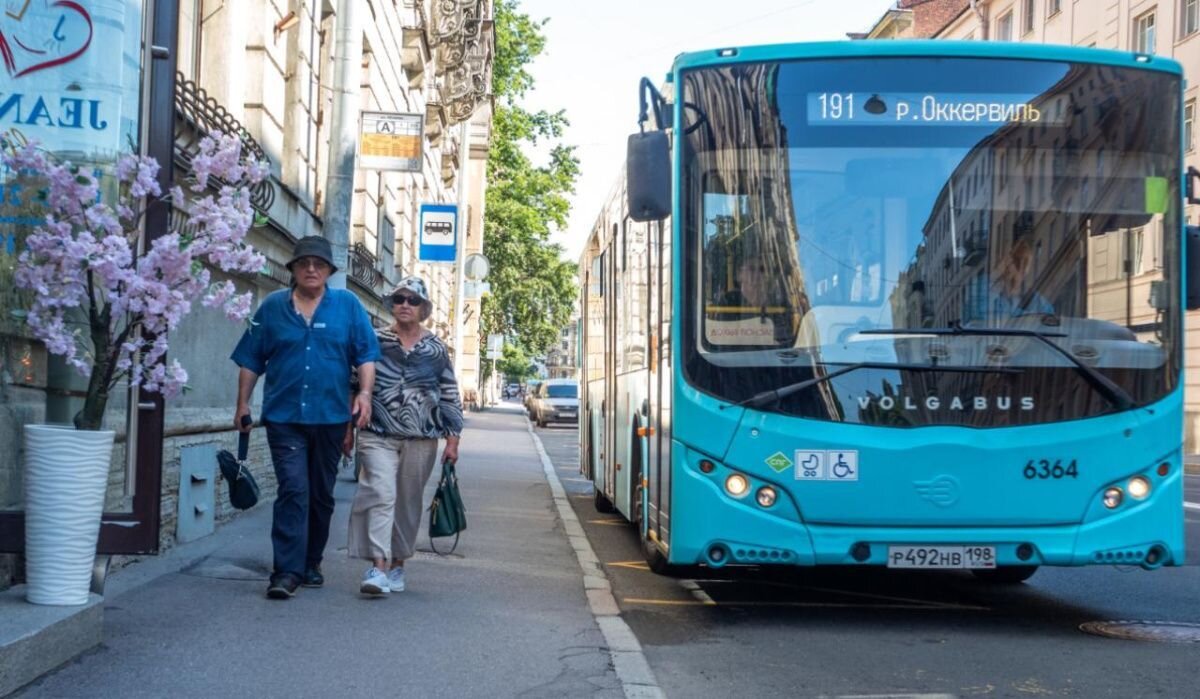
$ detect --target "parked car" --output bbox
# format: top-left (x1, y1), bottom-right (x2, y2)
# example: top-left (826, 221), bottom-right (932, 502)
top-left (504, 383), bottom-right (521, 399)
top-left (524, 381), bottom-right (542, 414)
top-left (530, 379), bottom-right (579, 427)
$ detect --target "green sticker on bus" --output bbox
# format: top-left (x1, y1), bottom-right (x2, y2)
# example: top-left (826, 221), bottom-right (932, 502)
top-left (765, 451), bottom-right (793, 473)
top-left (1145, 176), bottom-right (1168, 214)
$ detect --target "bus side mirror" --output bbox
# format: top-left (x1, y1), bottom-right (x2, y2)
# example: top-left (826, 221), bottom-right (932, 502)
top-left (627, 131), bottom-right (670, 222)
top-left (1187, 225), bottom-right (1200, 310)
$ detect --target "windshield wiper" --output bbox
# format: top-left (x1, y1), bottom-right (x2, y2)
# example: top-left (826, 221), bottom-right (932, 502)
top-left (859, 324), bottom-right (1134, 411)
top-left (722, 361), bottom-right (1020, 410)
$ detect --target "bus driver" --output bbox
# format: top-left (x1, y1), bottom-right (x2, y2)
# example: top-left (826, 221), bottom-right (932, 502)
top-left (711, 256), bottom-right (796, 345)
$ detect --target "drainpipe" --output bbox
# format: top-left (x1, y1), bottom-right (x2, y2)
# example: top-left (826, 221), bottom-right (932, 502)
top-left (969, 0), bottom-right (989, 40)
top-left (451, 120), bottom-right (471, 385)
top-left (323, 0), bottom-right (363, 290)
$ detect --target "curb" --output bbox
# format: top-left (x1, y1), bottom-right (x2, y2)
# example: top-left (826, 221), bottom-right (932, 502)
top-left (0, 589), bottom-right (102, 697)
top-left (524, 419), bottom-right (665, 699)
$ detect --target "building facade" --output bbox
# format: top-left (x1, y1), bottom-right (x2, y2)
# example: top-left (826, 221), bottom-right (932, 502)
top-left (0, 0), bottom-right (494, 588)
top-left (850, 0), bottom-right (969, 39)
top-left (545, 313), bottom-right (580, 380)
top-left (160, 0), bottom-right (494, 548)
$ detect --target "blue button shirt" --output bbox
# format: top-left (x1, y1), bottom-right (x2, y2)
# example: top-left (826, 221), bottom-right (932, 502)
top-left (231, 287), bottom-right (381, 425)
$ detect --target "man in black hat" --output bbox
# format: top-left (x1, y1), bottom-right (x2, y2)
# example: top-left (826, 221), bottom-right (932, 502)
top-left (231, 236), bottom-right (381, 599)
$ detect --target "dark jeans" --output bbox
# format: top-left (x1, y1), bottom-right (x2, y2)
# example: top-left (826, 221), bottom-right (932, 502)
top-left (264, 422), bottom-right (347, 578)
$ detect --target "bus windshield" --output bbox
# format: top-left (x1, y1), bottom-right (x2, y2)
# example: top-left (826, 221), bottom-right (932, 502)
top-left (680, 56), bottom-right (1181, 427)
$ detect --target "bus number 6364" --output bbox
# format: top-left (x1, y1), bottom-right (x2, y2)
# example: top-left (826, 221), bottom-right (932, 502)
top-left (1023, 459), bottom-right (1079, 480)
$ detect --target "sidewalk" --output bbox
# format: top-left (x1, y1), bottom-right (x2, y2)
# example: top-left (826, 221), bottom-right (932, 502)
top-left (11, 405), bottom-right (624, 698)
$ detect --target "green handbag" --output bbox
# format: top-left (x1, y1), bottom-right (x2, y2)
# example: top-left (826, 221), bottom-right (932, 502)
top-left (428, 459), bottom-right (466, 554)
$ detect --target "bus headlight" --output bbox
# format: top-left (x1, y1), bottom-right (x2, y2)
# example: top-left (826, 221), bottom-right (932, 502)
top-left (1127, 476), bottom-right (1151, 500)
top-left (725, 474), bottom-right (749, 498)
top-left (1103, 487), bottom-right (1123, 509)
top-left (756, 486), bottom-right (777, 508)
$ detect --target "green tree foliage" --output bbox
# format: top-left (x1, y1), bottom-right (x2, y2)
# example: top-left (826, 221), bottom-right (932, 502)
top-left (483, 0), bottom-right (580, 357)
top-left (495, 344), bottom-right (536, 382)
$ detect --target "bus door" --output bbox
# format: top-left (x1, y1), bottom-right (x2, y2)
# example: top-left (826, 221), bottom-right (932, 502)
top-left (657, 219), bottom-right (673, 547)
top-left (645, 219), bottom-right (662, 536)
top-left (605, 229), bottom-right (618, 502)
top-left (580, 261), bottom-right (593, 481)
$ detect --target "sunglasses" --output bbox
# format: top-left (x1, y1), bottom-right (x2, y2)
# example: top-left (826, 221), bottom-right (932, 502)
top-left (294, 257), bottom-right (331, 271)
top-left (391, 294), bottom-right (424, 307)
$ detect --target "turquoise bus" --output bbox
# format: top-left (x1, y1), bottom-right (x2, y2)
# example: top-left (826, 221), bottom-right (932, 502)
top-left (578, 41), bottom-right (1200, 582)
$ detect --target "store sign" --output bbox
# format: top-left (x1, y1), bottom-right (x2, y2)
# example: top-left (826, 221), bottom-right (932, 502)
top-left (359, 111), bottom-right (423, 171)
top-left (0, 0), bottom-right (128, 156)
top-left (418, 203), bottom-right (457, 263)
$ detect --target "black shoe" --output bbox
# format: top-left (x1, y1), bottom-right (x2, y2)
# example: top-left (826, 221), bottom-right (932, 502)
top-left (266, 574), bottom-right (299, 599)
top-left (302, 565), bottom-right (324, 588)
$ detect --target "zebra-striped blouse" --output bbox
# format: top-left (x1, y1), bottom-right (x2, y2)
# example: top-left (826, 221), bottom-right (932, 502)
top-left (365, 328), bottom-right (463, 439)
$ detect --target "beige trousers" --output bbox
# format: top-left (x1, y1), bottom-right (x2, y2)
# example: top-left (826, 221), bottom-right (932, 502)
top-left (347, 431), bottom-right (440, 562)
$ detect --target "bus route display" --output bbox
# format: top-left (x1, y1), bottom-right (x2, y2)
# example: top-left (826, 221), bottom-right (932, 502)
top-left (806, 92), bottom-right (1062, 126)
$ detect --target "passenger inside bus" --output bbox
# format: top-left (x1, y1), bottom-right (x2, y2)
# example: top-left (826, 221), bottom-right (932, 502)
top-left (708, 256), bottom-right (795, 345)
top-left (978, 238), bottom-right (1055, 321)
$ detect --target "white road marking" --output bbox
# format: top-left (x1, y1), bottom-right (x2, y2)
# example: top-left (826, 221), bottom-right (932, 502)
top-left (526, 416), bottom-right (664, 699)
top-left (1185, 502), bottom-right (1200, 511)
top-left (689, 579), bottom-right (990, 612)
top-left (678, 579), bottom-right (716, 606)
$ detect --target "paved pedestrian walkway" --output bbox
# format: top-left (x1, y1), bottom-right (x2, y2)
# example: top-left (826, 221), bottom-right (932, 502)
top-left (15, 405), bottom-right (623, 698)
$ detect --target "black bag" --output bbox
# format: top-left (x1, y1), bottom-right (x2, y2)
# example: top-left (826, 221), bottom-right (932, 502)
top-left (218, 416), bottom-right (260, 510)
top-left (428, 459), bottom-right (466, 554)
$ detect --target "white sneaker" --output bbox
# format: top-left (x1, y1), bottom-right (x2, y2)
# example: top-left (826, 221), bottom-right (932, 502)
top-left (387, 566), bottom-right (406, 592)
top-left (360, 566), bottom-right (389, 595)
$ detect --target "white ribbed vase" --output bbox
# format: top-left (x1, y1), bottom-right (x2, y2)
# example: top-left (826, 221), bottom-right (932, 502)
top-left (24, 424), bottom-right (114, 606)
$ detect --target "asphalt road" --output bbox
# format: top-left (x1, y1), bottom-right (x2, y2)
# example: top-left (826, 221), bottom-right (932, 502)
top-left (530, 403), bottom-right (1200, 698)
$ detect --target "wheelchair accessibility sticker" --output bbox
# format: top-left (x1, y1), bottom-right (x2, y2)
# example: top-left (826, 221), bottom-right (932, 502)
top-left (795, 450), bottom-right (858, 481)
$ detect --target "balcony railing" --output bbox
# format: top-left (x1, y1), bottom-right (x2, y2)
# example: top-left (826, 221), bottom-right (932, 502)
top-left (173, 72), bottom-right (275, 213)
top-left (350, 242), bottom-right (384, 292)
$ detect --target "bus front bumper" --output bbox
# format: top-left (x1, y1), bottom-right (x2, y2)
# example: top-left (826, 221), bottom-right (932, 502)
top-left (669, 458), bottom-right (1186, 570)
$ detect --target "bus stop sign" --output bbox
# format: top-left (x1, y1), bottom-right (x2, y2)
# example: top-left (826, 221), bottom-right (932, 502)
top-left (419, 203), bottom-right (458, 263)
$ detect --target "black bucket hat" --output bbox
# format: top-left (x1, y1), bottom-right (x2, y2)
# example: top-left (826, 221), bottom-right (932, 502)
top-left (286, 236), bottom-right (338, 273)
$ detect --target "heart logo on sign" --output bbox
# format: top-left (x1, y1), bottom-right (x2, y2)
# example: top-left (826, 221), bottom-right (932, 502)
top-left (0, 1), bottom-right (94, 79)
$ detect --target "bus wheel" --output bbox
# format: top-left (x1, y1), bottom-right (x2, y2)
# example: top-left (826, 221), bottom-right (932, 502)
top-left (630, 430), bottom-right (644, 531)
top-left (594, 488), bottom-right (616, 514)
top-left (643, 537), bottom-right (682, 577)
top-left (632, 481), bottom-right (644, 532)
top-left (971, 565), bottom-right (1038, 584)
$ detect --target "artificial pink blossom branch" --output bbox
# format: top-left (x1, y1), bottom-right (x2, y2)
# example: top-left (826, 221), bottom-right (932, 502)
top-left (3, 131), bottom-right (268, 428)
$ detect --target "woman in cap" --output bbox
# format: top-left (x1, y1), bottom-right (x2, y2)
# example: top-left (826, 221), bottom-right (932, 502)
top-left (346, 276), bottom-right (463, 595)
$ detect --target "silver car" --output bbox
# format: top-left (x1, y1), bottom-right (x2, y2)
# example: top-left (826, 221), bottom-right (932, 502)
top-left (531, 379), bottom-right (579, 427)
